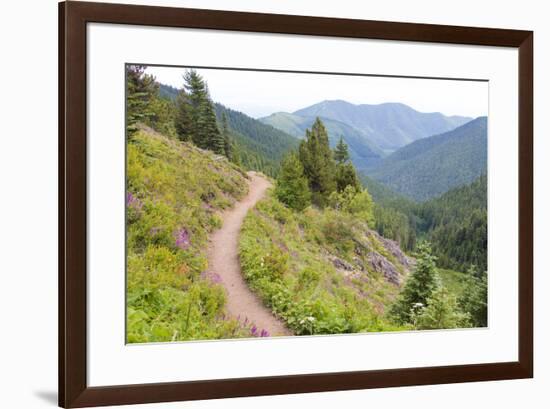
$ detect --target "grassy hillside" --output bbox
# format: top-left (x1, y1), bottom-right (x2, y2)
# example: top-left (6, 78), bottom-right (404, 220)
top-left (293, 100), bottom-right (471, 151)
top-left (365, 117), bottom-right (487, 201)
top-left (239, 192), bottom-right (414, 334)
top-left (126, 126), bottom-right (253, 343)
top-left (260, 112), bottom-right (384, 169)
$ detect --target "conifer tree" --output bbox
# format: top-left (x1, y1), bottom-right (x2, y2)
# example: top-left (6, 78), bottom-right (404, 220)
top-left (174, 70), bottom-right (206, 146)
top-left (458, 267), bottom-right (487, 327)
top-left (201, 99), bottom-right (225, 154)
top-left (275, 152), bottom-right (311, 211)
top-left (298, 117), bottom-right (336, 206)
top-left (415, 287), bottom-right (470, 329)
top-left (334, 136), bottom-right (350, 164)
top-left (175, 89), bottom-right (193, 141)
top-left (335, 162), bottom-right (361, 192)
top-left (126, 65), bottom-right (158, 136)
top-left (390, 242), bottom-right (440, 324)
top-left (175, 70), bottom-right (225, 154)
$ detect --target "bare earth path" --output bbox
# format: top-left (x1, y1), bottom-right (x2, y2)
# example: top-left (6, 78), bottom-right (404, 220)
top-left (207, 172), bottom-right (291, 336)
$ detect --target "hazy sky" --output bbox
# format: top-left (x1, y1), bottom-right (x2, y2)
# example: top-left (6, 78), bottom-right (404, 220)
top-left (145, 65), bottom-right (488, 119)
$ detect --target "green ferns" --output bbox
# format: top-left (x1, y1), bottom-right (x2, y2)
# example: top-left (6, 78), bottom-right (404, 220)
top-left (239, 193), bottom-right (406, 336)
top-left (126, 128), bottom-right (249, 343)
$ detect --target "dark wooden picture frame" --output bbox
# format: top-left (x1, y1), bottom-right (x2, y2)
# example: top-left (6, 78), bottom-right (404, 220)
top-left (59, 1), bottom-right (533, 407)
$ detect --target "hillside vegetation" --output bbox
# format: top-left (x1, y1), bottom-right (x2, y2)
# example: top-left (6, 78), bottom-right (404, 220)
top-left (126, 126), bottom-right (252, 342)
top-left (239, 193), bottom-right (412, 334)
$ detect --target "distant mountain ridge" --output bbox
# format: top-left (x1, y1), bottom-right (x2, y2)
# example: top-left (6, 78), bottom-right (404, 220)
top-left (259, 111), bottom-right (384, 169)
top-left (291, 100), bottom-right (472, 152)
top-left (363, 117), bottom-right (488, 201)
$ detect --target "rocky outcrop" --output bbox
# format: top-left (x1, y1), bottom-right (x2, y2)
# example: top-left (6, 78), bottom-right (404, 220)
top-left (331, 257), bottom-right (354, 271)
top-left (367, 250), bottom-right (401, 285)
top-left (327, 228), bottom-right (413, 287)
top-left (368, 230), bottom-right (415, 270)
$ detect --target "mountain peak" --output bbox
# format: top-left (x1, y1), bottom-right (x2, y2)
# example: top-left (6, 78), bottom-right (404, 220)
top-left (290, 99), bottom-right (472, 152)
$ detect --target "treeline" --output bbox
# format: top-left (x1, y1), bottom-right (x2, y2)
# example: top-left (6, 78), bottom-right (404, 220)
top-left (126, 65), bottom-right (292, 176)
top-left (275, 118), bottom-right (373, 222)
top-left (363, 173), bottom-right (487, 274)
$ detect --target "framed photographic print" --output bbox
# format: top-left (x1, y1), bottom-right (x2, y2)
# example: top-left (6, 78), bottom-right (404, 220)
top-left (59, 1), bottom-right (533, 407)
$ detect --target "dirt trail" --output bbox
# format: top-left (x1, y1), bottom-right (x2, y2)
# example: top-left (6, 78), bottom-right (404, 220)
top-left (206, 172), bottom-right (291, 337)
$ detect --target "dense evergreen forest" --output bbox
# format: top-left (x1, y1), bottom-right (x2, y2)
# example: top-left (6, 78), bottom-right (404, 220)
top-left (125, 65), bottom-right (488, 342)
top-left (362, 173), bottom-right (487, 273)
top-left (214, 103), bottom-right (299, 176)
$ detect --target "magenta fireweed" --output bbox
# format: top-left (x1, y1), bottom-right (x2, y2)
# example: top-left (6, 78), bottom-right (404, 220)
top-left (249, 324), bottom-right (270, 337)
top-left (174, 228), bottom-right (191, 250)
top-left (126, 192), bottom-right (143, 210)
top-left (201, 271), bottom-right (223, 284)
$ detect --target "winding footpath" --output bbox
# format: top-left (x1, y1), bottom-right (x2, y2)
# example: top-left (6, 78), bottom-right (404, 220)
top-left (206, 172), bottom-right (291, 336)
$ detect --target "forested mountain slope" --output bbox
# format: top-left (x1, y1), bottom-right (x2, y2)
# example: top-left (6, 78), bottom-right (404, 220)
top-left (418, 175), bottom-right (487, 272)
top-left (214, 104), bottom-right (299, 176)
top-left (361, 173), bottom-right (487, 273)
top-left (364, 117), bottom-right (487, 201)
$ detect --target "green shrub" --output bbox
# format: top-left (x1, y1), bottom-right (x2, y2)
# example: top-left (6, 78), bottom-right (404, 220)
top-left (415, 287), bottom-right (471, 330)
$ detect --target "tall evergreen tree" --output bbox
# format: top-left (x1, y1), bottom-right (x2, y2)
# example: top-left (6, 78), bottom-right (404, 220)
top-left (201, 99), bottom-right (225, 154)
top-left (175, 89), bottom-right (193, 141)
top-left (275, 152), bottom-right (311, 211)
top-left (390, 242), bottom-right (440, 324)
top-left (334, 136), bottom-right (350, 164)
top-left (126, 65), bottom-right (158, 136)
top-left (174, 70), bottom-right (223, 154)
top-left (298, 117), bottom-right (336, 206)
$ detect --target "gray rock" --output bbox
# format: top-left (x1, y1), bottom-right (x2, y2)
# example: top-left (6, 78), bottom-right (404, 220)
top-left (368, 251), bottom-right (401, 285)
top-left (367, 230), bottom-right (414, 270)
top-left (331, 257), bottom-right (354, 271)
